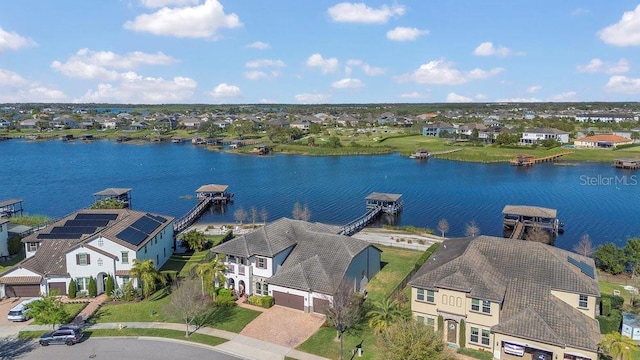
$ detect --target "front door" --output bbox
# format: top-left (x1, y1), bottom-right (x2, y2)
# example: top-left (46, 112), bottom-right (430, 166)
top-left (447, 320), bottom-right (457, 344)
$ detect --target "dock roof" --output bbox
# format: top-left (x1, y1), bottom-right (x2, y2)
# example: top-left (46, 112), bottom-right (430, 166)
top-left (502, 205), bottom-right (557, 218)
top-left (0, 199), bottom-right (23, 208)
top-left (196, 184), bottom-right (229, 193)
top-left (366, 192), bottom-right (402, 202)
top-left (93, 188), bottom-right (132, 196)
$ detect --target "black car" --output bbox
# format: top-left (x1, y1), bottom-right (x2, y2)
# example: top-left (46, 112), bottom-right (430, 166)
top-left (39, 325), bottom-right (83, 346)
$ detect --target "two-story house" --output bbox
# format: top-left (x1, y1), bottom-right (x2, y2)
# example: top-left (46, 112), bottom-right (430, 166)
top-left (423, 121), bottom-right (455, 137)
top-left (0, 209), bottom-right (174, 298)
top-left (520, 128), bottom-right (570, 145)
top-left (409, 236), bottom-right (600, 360)
top-left (212, 218), bottom-right (382, 313)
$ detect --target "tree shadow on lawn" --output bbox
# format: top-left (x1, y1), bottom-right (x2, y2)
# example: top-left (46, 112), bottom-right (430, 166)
top-left (197, 306), bottom-right (235, 330)
top-left (0, 335), bottom-right (38, 360)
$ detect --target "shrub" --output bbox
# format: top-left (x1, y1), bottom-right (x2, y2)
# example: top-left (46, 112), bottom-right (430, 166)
top-left (88, 277), bottom-right (97, 297)
top-left (437, 315), bottom-right (444, 333)
top-left (8, 237), bottom-right (23, 255)
top-left (601, 297), bottom-right (611, 317)
top-left (105, 275), bottom-right (114, 297)
top-left (597, 310), bottom-right (622, 334)
top-left (248, 295), bottom-right (274, 308)
top-left (215, 293), bottom-right (237, 307)
top-left (220, 230), bottom-right (234, 244)
top-left (162, 270), bottom-right (178, 284)
top-left (459, 319), bottom-right (466, 348)
top-left (68, 279), bottom-right (77, 299)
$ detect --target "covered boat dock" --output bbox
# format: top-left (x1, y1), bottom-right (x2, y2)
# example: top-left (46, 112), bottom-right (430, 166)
top-left (502, 205), bottom-right (560, 238)
top-left (93, 188), bottom-right (132, 208)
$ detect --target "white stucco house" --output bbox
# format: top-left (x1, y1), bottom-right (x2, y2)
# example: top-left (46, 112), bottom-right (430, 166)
top-left (212, 218), bottom-right (382, 313)
top-left (520, 127), bottom-right (569, 145)
top-left (0, 209), bottom-right (174, 298)
top-left (0, 218), bottom-right (8, 259)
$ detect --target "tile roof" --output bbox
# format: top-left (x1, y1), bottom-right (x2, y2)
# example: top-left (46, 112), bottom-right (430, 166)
top-left (576, 134), bottom-right (631, 143)
top-left (5, 209), bottom-right (172, 277)
top-left (409, 236), bottom-right (600, 351)
top-left (0, 276), bottom-right (42, 284)
top-left (212, 218), bottom-right (377, 295)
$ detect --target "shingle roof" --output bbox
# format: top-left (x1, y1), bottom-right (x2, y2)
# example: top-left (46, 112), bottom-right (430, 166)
top-left (6, 209), bottom-right (172, 277)
top-left (409, 236), bottom-right (600, 351)
top-left (196, 184), bottom-right (229, 193)
top-left (502, 205), bottom-right (557, 219)
top-left (212, 218), bottom-right (377, 295)
top-left (93, 188), bottom-right (131, 196)
top-left (365, 192), bottom-right (402, 202)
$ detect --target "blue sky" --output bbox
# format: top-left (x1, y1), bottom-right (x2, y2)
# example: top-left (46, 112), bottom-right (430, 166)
top-left (1, 1), bottom-right (640, 104)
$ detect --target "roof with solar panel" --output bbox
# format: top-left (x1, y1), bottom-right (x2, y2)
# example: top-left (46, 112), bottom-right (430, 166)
top-left (22, 209), bottom-right (173, 250)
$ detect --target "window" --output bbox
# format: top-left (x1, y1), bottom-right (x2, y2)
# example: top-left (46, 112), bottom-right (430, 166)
top-left (579, 294), bottom-right (588, 308)
top-left (76, 277), bottom-right (90, 292)
top-left (122, 276), bottom-right (130, 285)
top-left (416, 315), bottom-right (424, 324)
top-left (77, 253), bottom-right (90, 266)
top-left (263, 283), bottom-right (268, 294)
top-left (442, 295), bottom-right (448, 305)
top-left (256, 282), bottom-right (262, 295)
top-left (156, 254), bottom-right (159, 264)
top-left (481, 329), bottom-right (490, 346)
top-left (482, 300), bottom-right (491, 313)
top-left (470, 327), bottom-right (479, 343)
top-left (417, 288), bottom-right (424, 301)
top-left (426, 290), bottom-right (435, 303)
top-left (97, 258), bottom-right (103, 267)
top-left (471, 298), bottom-right (480, 311)
top-left (144, 245), bottom-right (147, 254)
top-left (121, 251), bottom-right (129, 264)
top-left (97, 238), bottom-right (104, 247)
top-left (426, 317), bottom-right (435, 327)
top-left (28, 242), bottom-right (38, 252)
top-left (256, 257), bottom-right (267, 269)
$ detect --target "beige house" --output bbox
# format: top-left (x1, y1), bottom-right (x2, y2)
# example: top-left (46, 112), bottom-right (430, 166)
top-left (574, 134), bottom-right (633, 148)
top-left (409, 236), bottom-right (600, 360)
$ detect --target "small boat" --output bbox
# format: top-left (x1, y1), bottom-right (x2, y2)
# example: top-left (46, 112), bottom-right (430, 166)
top-left (171, 137), bottom-right (184, 143)
top-left (410, 149), bottom-right (430, 159)
top-left (25, 134), bottom-right (39, 140)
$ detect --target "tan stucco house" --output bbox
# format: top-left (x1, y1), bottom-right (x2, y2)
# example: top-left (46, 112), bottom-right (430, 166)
top-left (409, 236), bottom-right (600, 360)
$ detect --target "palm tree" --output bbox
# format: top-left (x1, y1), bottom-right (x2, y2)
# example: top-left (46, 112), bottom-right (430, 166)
top-left (194, 261), bottom-right (215, 297)
top-left (130, 259), bottom-right (167, 299)
top-left (367, 298), bottom-right (406, 335)
top-left (201, 253), bottom-right (228, 301)
top-left (600, 332), bottom-right (639, 360)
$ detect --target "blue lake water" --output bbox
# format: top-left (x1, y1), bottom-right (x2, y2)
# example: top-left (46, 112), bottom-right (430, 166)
top-left (1, 139), bottom-right (638, 252)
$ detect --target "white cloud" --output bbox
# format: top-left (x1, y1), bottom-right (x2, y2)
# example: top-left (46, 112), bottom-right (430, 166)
top-left (604, 75), bottom-right (640, 94)
top-left (124, 0), bottom-right (242, 38)
top-left (346, 59), bottom-right (385, 76)
top-left (294, 93), bottom-right (331, 103)
top-left (245, 59), bottom-right (285, 68)
top-left (244, 70), bottom-right (280, 80)
top-left (246, 41), bottom-right (270, 50)
top-left (386, 27), bottom-right (429, 41)
top-left (51, 48), bottom-right (178, 80)
top-left (473, 42), bottom-right (512, 57)
top-left (548, 91), bottom-right (578, 102)
top-left (78, 72), bottom-right (197, 103)
top-left (210, 83), bottom-right (242, 99)
top-left (527, 85), bottom-right (542, 93)
top-left (495, 97), bottom-right (541, 103)
top-left (399, 59), bottom-right (503, 85)
top-left (0, 69), bottom-right (27, 86)
top-left (139, 0), bottom-right (199, 8)
top-left (259, 98), bottom-right (278, 104)
top-left (327, 2), bottom-right (405, 24)
top-left (446, 92), bottom-right (473, 102)
top-left (576, 58), bottom-right (629, 74)
top-left (598, 5), bottom-right (640, 46)
top-left (332, 78), bottom-right (364, 89)
top-left (306, 54), bottom-right (339, 74)
top-left (0, 26), bottom-right (37, 52)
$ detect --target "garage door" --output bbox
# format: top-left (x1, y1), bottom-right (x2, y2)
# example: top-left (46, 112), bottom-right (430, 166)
top-left (5, 284), bottom-right (40, 297)
top-left (48, 282), bottom-right (67, 296)
top-left (313, 298), bottom-right (330, 314)
top-left (273, 290), bottom-right (304, 310)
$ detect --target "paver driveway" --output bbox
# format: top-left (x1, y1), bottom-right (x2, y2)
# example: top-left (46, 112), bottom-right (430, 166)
top-left (240, 305), bottom-right (325, 348)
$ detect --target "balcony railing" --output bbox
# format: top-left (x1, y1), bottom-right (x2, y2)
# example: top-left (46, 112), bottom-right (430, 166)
top-left (238, 265), bottom-right (245, 276)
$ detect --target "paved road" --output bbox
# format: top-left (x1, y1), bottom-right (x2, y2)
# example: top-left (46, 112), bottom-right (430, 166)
top-left (3, 337), bottom-right (245, 360)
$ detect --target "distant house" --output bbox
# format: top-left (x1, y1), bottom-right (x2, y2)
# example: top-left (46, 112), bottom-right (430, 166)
top-left (127, 121), bottom-right (149, 131)
top-left (423, 121), bottom-right (454, 137)
top-left (212, 218), bottom-right (381, 313)
top-left (157, 118), bottom-right (179, 130)
top-left (102, 118), bottom-right (122, 130)
top-left (213, 119), bottom-right (231, 130)
top-left (336, 114), bottom-right (358, 127)
top-left (456, 123), bottom-right (487, 138)
top-left (575, 113), bottom-right (637, 123)
top-left (622, 313), bottom-right (640, 344)
top-left (0, 209), bottom-right (174, 297)
top-left (574, 134), bottom-right (633, 148)
top-left (377, 112), bottom-right (395, 125)
top-left (0, 118), bottom-right (11, 129)
top-left (20, 119), bottom-right (38, 129)
top-left (409, 236), bottom-right (600, 360)
top-left (290, 118), bottom-right (314, 131)
top-left (181, 117), bottom-right (202, 129)
top-left (520, 128), bottom-right (569, 145)
top-left (267, 119), bottom-right (289, 128)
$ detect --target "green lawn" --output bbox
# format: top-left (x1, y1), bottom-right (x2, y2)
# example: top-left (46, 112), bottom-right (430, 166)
top-left (92, 289), bottom-right (261, 333)
top-left (0, 252), bottom-right (25, 272)
top-left (297, 323), bottom-right (378, 360)
top-left (19, 328), bottom-right (228, 347)
top-left (365, 245), bottom-right (423, 302)
top-left (160, 250), bottom-right (209, 277)
top-left (32, 302), bottom-right (88, 325)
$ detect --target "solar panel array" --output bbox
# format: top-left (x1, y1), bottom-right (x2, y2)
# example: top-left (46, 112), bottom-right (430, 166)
top-left (36, 212), bottom-right (118, 240)
top-left (116, 214), bottom-right (166, 246)
top-left (567, 256), bottom-right (595, 279)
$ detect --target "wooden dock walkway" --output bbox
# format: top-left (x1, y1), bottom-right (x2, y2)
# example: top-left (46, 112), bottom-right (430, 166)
top-left (340, 206), bottom-right (383, 236)
top-left (510, 151), bottom-right (574, 166)
top-left (509, 221), bottom-right (525, 239)
top-left (173, 197), bottom-right (213, 234)
top-left (430, 149), bottom-right (462, 156)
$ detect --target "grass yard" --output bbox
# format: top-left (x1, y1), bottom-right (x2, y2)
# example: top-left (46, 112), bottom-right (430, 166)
top-left (297, 322), bottom-right (379, 360)
top-left (92, 288), bottom-right (261, 333)
top-left (365, 245), bottom-right (424, 302)
top-left (32, 302), bottom-right (88, 326)
top-left (19, 328), bottom-right (228, 347)
top-left (160, 250), bottom-right (209, 277)
top-left (0, 252), bottom-right (25, 272)
top-left (598, 272), bottom-right (637, 304)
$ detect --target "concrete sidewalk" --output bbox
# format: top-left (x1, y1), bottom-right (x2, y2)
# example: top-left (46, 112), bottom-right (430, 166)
top-left (22, 321), bottom-right (329, 360)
